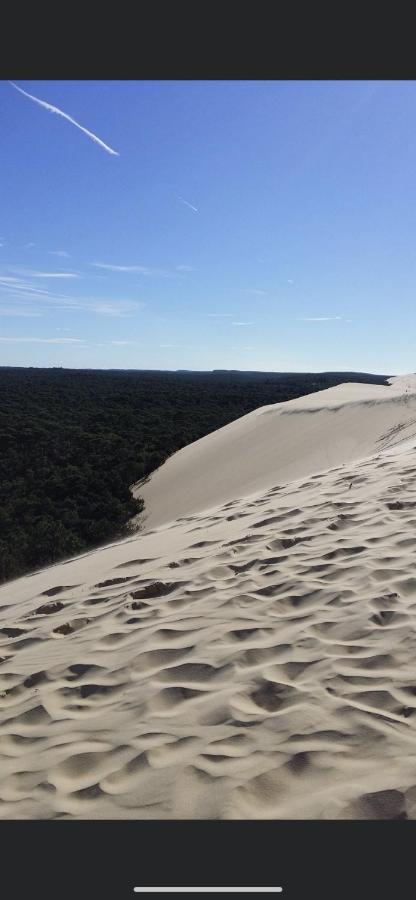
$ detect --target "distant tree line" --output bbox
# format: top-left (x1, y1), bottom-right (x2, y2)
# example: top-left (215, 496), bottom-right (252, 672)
top-left (0, 367), bottom-right (388, 583)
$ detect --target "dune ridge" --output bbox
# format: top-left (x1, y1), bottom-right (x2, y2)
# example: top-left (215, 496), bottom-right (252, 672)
top-left (133, 373), bottom-right (416, 530)
top-left (1, 375), bottom-right (416, 818)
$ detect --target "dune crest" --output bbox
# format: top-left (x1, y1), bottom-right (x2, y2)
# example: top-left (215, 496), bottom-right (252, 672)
top-left (134, 373), bottom-right (416, 529)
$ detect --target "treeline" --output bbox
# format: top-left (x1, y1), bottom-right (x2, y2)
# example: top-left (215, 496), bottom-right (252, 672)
top-left (0, 367), bottom-right (388, 583)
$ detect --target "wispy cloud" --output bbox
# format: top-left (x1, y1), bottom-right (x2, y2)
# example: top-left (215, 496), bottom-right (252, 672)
top-left (176, 195), bottom-right (198, 213)
top-left (232, 321), bottom-right (254, 326)
top-left (49, 250), bottom-right (71, 258)
top-left (65, 300), bottom-right (144, 317)
top-left (246, 288), bottom-right (268, 296)
top-left (92, 262), bottom-right (171, 277)
top-left (0, 276), bottom-right (56, 296)
top-left (22, 270), bottom-right (79, 279)
top-left (299, 316), bottom-right (343, 322)
top-left (10, 82), bottom-right (119, 156)
top-left (0, 272), bottom-right (145, 318)
top-left (176, 264), bottom-right (195, 272)
top-left (110, 340), bottom-right (141, 346)
top-left (207, 313), bottom-right (233, 318)
top-left (0, 336), bottom-right (84, 344)
top-left (93, 263), bottom-right (148, 273)
top-left (0, 307), bottom-right (43, 317)
top-left (287, 279), bottom-right (294, 285)
top-left (7, 267), bottom-right (79, 280)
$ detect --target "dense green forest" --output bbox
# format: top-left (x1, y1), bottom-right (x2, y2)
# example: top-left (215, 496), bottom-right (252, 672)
top-left (0, 367), bottom-right (388, 584)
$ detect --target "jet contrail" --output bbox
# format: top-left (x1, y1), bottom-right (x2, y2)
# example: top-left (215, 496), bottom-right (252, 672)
top-left (176, 194), bottom-right (198, 212)
top-left (9, 82), bottom-right (119, 156)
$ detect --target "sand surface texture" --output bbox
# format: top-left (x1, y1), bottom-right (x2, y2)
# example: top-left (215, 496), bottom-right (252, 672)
top-left (2, 375), bottom-right (416, 818)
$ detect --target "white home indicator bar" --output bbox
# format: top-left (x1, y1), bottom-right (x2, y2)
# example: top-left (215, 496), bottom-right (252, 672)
top-left (133, 889), bottom-right (283, 894)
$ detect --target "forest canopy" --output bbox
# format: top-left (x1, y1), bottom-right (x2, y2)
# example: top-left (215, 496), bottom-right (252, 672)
top-left (0, 367), bottom-right (388, 584)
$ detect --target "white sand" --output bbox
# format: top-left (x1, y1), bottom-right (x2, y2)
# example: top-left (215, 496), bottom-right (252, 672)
top-left (134, 374), bottom-right (416, 529)
top-left (1, 373), bottom-right (416, 819)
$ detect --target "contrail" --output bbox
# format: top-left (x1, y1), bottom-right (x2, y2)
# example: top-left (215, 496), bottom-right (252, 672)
top-left (176, 194), bottom-right (198, 212)
top-left (9, 82), bottom-right (119, 156)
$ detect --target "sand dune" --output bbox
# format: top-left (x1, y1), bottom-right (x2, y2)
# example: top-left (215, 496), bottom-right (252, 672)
top-left (1, 374), bottom-right (416, 818)
top-left (133, 374), bottom-right (416, 529)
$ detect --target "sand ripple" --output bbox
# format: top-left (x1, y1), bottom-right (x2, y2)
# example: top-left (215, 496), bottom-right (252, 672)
top-left (2, 441), bottom-right (416, 817)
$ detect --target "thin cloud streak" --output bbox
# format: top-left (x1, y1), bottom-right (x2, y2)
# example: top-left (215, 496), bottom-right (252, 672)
top-left (92, 262), bottom-right (171, 277)
top-left (59, 299), bottom-right (145, 317)
top-left (93, 263), bottom-right (150, 273)
top-left (0, 280), bottom-right (68, 300)
top-left (0, 307), bottom-right (43, 317)
top-left (9, 82), bottom-right (119, 156)
top-left (0, 337), bottom-right (84, 344)
top-left (0, 277), bottom-right (145, 317)
top-left (299, 316), bottom-right (343, 322)
top-left (176, 195), bottom-right (198, 213)
top-left (24, 271), bottom-right (79, 279)
top-left (7, 268), bottom-right (80, 280)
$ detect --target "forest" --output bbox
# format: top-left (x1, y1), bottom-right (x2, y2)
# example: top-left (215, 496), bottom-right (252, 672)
top-left (0, 367), bottom-right (388, 583)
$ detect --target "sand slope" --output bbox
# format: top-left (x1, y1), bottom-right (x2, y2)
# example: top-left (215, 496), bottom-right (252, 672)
top-left (134, 374), bottom-right (416, 529)
top-left (1, 375), bottom-right (416, 819)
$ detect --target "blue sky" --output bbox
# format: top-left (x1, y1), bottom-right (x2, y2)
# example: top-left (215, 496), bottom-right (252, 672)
top-left (1, 79), bottom-right (416, 373)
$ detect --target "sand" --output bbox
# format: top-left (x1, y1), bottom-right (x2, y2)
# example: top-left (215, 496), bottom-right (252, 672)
top-left (1, 373), bottom-right (416, 818)
top-left (133, 373), bottom-right (416, 529)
